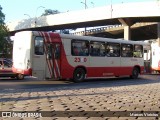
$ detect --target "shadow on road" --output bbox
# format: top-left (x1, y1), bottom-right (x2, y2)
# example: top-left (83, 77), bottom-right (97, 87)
top-left (0, 74), bottom-right (159, 103)
top-left (0, 74), bottom-right (159, 91)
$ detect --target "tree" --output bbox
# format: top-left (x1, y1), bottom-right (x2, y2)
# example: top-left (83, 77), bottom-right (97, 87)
top-left (0, 5), bottom-right (12, 58)
top-left (0, 6), bottom-right (5, 24)
top-left (41, 9), bottom-right (60, 16)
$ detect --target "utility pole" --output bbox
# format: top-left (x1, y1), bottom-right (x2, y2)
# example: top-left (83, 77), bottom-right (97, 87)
top-left (81, 0), bottom-right (87, 35)
top-left (111, 0), bottom-right (113, 18)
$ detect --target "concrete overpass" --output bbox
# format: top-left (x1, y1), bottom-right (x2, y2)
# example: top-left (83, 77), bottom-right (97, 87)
top-left (72, 22), bottom-right (158, 40)
top-left (7, 1), bottom-right (160, 43)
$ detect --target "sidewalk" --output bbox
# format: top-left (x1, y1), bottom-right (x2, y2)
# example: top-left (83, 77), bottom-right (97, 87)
top-left (0, 79), bottom-right (160, 120)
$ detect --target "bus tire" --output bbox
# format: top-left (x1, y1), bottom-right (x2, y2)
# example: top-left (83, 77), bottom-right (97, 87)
top-left (73, 68), bottom-right (85, 82)
top-left (17, 74), bottom-right (24, 80)
top-left (130, 67), bottom-right (139, 79)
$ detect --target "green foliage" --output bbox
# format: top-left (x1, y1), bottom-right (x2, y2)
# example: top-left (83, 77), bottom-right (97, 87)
top-left (0, 5), bottom-right (5, 25)
top-left (41, 9), bottom-right (60, 16)
top-left (0, 5), bottom-right (12, 58)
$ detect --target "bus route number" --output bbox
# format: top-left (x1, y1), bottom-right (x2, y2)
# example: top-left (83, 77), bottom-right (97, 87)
top-left (74, 57), bottom-right (87, 63)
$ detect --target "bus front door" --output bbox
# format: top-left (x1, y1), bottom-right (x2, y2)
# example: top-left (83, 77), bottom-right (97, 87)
top-left (46, 43), bottom-right (61, 79)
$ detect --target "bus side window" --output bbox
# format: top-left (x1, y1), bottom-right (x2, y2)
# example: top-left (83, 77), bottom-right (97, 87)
top-left (71, 40), bottom-right (89, 56)
top-left (35, 37), bottom-right (44, 55)
top-left (134, 45), bottom-right (143, 58)
top-left (121, 44), bottom-right (133, 57)
top-left (90, 41), bottom-right (105, 56)
top-left (106, 43), bottom-right (120, 57)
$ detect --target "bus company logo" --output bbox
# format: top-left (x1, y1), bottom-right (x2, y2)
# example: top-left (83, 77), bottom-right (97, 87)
top-left (74, 57), bottom-right (87, 63)
top-left (2, 112), bottom-right (12, 117)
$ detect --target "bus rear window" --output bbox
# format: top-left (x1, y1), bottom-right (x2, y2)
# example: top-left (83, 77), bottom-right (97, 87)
top-left (35, 37), bottom-right (44, 55)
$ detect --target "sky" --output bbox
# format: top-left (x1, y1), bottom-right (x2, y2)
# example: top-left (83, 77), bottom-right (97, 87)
top-left (0, 0), bottom-right (153, 23)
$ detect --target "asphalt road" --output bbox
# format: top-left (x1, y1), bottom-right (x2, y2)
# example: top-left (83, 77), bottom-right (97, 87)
top-left (0, 74), bottom-right (159, 90)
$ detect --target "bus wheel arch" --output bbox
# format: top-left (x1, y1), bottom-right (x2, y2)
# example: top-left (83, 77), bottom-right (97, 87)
top-left (73, 67), bottom-right (86, 82)
top-left (130, 66), bottom-right (140, 79)
top-left (16, 74), bottom-right (24, 80)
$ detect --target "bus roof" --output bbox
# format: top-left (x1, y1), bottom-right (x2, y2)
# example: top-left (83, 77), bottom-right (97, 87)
top-left (16, 31), bottom-right (147, 45)
top-left (59, 34), bottom-right (147, 45)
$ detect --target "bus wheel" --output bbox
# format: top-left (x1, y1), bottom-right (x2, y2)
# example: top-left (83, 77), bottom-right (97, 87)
top-left (130, 67), bottom-right (139, 79)
top-left (73, 68), bottom-right (85, 82)
top-left (17, 74), bottom-right (24, 80)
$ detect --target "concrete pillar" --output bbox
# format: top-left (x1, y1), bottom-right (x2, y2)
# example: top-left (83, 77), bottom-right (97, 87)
top-left (124, 25), bottom-right (131, 40)
top-left (118, 18), bottom-right (133, 40)
top-left (158, 22), bottom-right (160, 47)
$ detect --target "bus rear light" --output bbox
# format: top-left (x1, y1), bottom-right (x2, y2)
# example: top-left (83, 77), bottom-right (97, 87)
top-left (12, 66), bottom-right (32, 76)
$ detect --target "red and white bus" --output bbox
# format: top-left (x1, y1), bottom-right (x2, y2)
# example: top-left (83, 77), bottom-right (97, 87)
top-left (12, 31), bottom-right (147, 82)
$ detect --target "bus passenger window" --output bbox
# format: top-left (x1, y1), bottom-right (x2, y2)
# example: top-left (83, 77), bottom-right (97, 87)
top-left (106, 43), bottom-right (120, 57)
top-left (121, 44), bottom-right (133, 57)
top-left (55, 44), bottom-right (60, 59)
top-left (46, 44), bottom-right (52, 59)
top-left (134, 45), bottom-right (143, 58)
top-left (71, 40), bottom-right (89, 56)
top-left (90, 41), bottom-right (105, 56)
top-left (0, 61), bottom-right (2, 68)
top-left (35, 37), bottom-right (44, 55)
